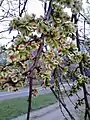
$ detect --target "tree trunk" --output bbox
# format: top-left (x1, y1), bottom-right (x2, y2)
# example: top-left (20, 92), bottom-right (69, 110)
top-left (76, 29), bottom-right (90, 120)
top-left (27, 75), bottom-right (33, 120)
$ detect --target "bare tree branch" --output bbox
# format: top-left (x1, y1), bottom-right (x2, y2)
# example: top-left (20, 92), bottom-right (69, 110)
top-left (0, 0), bottom-right (4, 7)
top-left (19, 0), bottom-right (28, 17)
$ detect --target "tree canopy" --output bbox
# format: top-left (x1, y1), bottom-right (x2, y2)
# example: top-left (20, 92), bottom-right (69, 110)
top-left (0, 0), bottom-right (90, 120)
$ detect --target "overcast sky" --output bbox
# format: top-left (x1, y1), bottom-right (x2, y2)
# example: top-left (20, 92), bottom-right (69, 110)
top-left (0, 0), bottom-right (44, 46)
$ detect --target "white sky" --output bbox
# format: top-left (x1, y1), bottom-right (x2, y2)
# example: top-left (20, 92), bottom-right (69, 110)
top-left (0, 0), bottom-right (44, 46)
top-left (27, 0), bottom-right (44, 17)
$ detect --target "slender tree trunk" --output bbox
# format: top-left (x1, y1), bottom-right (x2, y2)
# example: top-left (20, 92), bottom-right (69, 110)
top-left (26, 43), bottom-right (43, 120)
top-left (76, 29), bottom-right (90, 120)
top-left (27, 75), bottom-right (33, 120)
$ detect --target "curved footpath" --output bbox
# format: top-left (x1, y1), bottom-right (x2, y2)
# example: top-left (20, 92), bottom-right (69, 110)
top-left (12, 85), bottom-right (90, 120)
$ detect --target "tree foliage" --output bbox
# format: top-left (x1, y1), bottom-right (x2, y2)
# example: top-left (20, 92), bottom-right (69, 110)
top-left (0, 0), bottom-right (90, 120)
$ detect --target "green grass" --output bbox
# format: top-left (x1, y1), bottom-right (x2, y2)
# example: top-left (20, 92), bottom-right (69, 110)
top-left (0, 93), bottom-right (57, 120)
top-left (0, 89), bottom-right (6, 92)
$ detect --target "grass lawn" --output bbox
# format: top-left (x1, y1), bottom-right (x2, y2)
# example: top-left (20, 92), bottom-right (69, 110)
top-left (0, 93), bottom-right (57, 120)
top-left (0, 89), bottom-right (6, 92)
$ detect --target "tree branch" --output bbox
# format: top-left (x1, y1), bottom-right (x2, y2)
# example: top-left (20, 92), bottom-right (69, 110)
top-left (50, 86), bottom-right (75, 120)
top-left (19, 0), bottom-right (28, 17)
top-left (0, 0), bottom-right (4, 7)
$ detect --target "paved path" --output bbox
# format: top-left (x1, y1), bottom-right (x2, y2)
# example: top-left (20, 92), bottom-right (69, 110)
top-left (0, 83), bottom-right (72, 100)
top-left (0, 87), bottom-right (51, 100)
